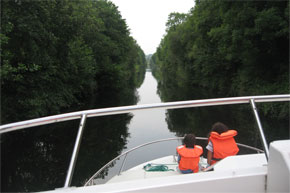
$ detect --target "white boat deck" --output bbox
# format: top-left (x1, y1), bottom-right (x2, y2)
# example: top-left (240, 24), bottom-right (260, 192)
top-left (47, 153), bottom-right (268, 192)
top-left (107, 153), bottom-right (267, 184)
top-left (43, 140), bottom-right (289, 193)
top-left (107, 155), bottom-right (180, 183)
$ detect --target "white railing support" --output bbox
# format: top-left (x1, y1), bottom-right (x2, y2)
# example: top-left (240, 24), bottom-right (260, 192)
top-left (64, 114), bottom-right (87, 188)
top-left (250, 99), bottom-right (269, 160)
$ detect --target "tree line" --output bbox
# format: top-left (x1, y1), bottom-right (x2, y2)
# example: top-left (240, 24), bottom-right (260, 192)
top-left (150, 0), bottom-right (289, 118)
top-left (1, 0), bottom-right (146, 124)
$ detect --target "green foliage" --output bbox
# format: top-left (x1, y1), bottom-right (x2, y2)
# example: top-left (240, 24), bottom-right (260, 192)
top-left (152, 0), bottom-right (289, 118)
top-left (166, 12), bottom-right (187, 32)
top-left (1, 1), bottom-right (146, 191)
top-left (1, 0), bottom-right (146, 123)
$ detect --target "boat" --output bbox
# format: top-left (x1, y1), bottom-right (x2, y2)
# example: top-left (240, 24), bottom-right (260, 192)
top-left (1, 94), bottom-right (289, 192)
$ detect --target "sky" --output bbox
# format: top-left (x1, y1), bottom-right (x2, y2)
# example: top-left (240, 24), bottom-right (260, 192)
top-left (110, 0), bottom-right (195, 55)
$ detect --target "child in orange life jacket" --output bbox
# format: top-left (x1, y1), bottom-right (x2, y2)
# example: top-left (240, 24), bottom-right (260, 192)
top-left (176, 134), bottom-right (203, 174)
top-left (206, 122), bottom-right (239, 165)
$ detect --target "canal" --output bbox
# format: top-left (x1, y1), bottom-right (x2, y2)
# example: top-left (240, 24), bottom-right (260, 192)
top-left (84, 70), bottom-right (289, 185)
top-left (1, 71), bottom-right (289, 192)
top-left (93, 71), bottom-right (179, 184)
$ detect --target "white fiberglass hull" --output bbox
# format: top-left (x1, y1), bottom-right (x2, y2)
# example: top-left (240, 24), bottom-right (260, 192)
top-left (44, 140), bottom-right (289, 193)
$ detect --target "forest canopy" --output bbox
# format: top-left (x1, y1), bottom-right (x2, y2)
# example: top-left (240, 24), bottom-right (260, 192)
top-left (151, 0), bottom-right (289, 118)
top-left (1, 0), bottom-right (146, 124)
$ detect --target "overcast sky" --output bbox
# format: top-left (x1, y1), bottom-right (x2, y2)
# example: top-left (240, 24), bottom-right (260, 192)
top-left (110, 0), bottom-right (195, 55)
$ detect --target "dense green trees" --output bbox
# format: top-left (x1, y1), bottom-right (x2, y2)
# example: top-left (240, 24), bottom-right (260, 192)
top-left (1, 0), bottom-right (146, 124)
top-left (1, 1), bottom-right (146, 191)
top-left (151, 0), bottom-right (289, 118)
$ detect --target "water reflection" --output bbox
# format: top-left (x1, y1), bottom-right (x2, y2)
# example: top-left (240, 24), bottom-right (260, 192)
top-left (1, 71), bottom-right (288, 191)
top-left (88, 72), bottom-right (289, 184)
top-left (1, 121), bottom-right (79, 191)
top-left (157, 76), bottom-right (289, 152)
top-left (125, 72), bottom-right (176, 149)
top-left (72, 114), bottom-right (131, 186)
top-left (166, 103), bottom-right (289, 153)
top-left (1, 113), bottom-right (133, 192)
top-left (92, 72), bottom-right (179, 184)
top-left (1, 85), bottom-right (137, 191)
top-left (120, 72), bottom-right (177, 170)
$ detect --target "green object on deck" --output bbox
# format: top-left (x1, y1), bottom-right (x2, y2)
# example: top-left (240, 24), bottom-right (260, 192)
top-left (143, 163), bottom-right (174, 172)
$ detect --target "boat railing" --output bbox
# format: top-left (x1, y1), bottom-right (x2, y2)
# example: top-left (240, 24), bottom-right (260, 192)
top-left (0, 94), bottom-right (289, 188)
top-left (83, 137), bottom-right (264, 186)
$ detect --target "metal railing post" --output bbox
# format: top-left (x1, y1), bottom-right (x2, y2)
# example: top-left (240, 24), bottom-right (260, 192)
top-left (250, 99), bottom-right (269, 160)
top-left (118, 153), bottom-right (128, 175)
top-left (64, 114), bottom-right (87, 188)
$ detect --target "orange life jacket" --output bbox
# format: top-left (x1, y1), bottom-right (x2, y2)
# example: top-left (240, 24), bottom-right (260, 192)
top-left (176, 145), bottom-right (203, 173)
top-left (209, 130), bottom-right (239, 164)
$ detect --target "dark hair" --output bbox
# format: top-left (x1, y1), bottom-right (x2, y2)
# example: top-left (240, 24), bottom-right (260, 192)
top-left (183, 134), bottom-right (196, 148)
top-left (211, 122), bottom-right (229, 134)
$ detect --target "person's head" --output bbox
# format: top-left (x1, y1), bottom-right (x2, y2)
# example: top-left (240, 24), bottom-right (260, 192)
top-left (183, 134), bottom-right (196, 148)
top-left (211, 122), bottom-right (229, 134)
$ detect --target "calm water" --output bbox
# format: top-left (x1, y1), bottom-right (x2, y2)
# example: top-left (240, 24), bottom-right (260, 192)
top-left (124, 71), bottom-right (177, 149)
top-left (93, 71), bottom-right (179, 184)
top-left (1, 71), bottom-right (289, 192)
top-left (79, 71), bottom-right (289, 184)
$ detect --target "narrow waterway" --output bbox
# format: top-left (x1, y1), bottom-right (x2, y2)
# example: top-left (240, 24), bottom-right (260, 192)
top-left (93, 71), bottom-right (289, 184)
top-left (94, 71), bottom-right (179, 183)
top-left (120, 71), bottom-right (177, 169)
top-left (125, 71), bottom-right (176, 149)
top-left (2, 70), bottom-right (288, 191)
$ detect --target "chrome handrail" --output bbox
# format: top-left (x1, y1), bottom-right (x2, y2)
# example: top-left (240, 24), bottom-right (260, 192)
top-left (1, 94), bottom-right (289, 188)
top-left (1, 94), bottom-right (289, 134)
top-left (84, 137), bottom-right (264, 186)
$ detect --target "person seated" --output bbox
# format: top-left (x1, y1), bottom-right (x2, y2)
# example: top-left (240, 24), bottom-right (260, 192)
top-left (206, 122), bottom-right (239, 165)
top-left (176, 134), bottom-right (203, 174)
